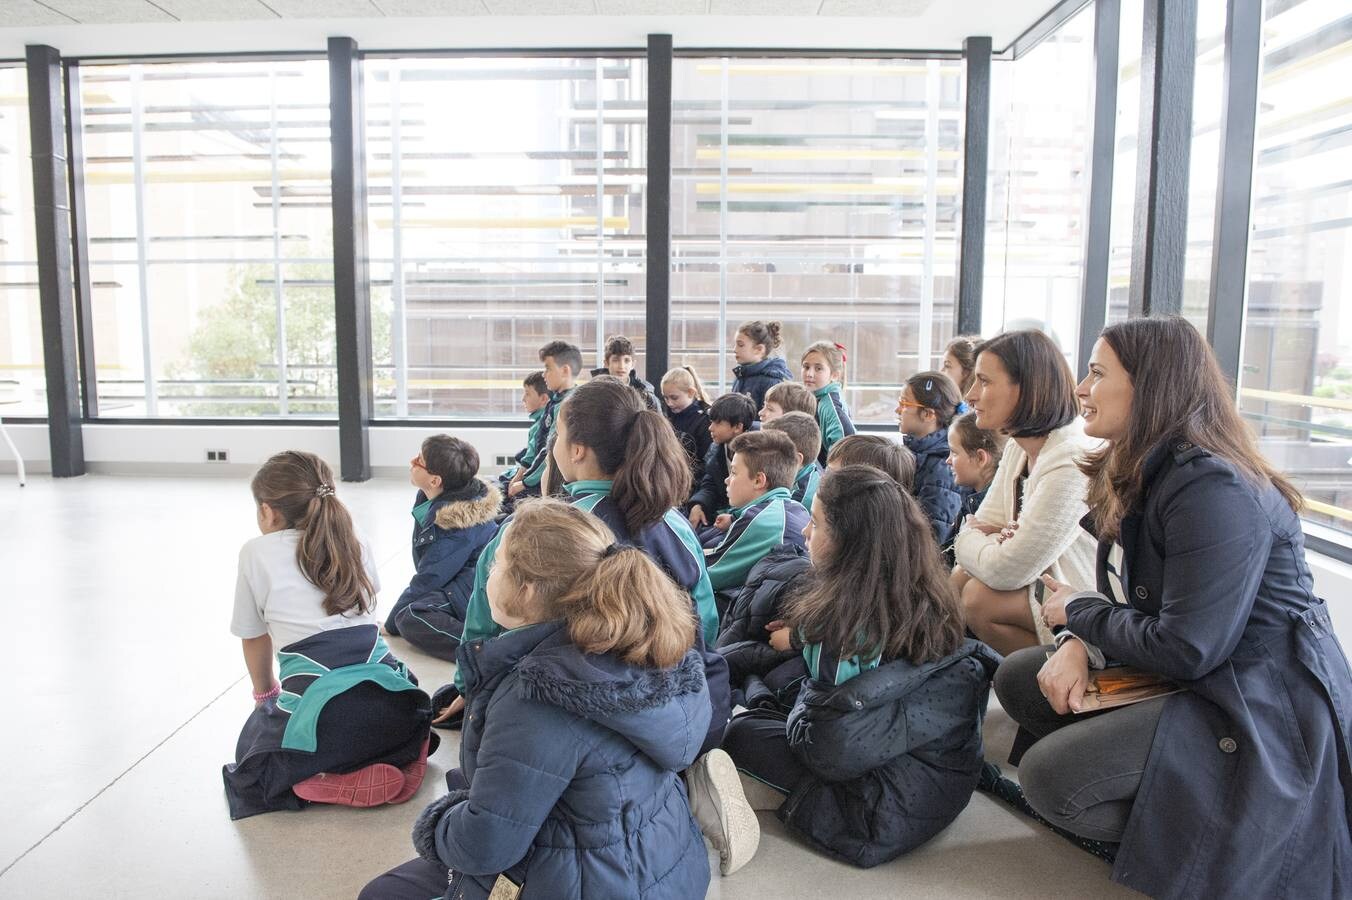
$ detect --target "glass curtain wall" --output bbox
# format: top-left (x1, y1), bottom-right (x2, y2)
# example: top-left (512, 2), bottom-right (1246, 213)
top-left (984, 6), bottom-right (1095, 367)
top-left (363, 56), bottom-right (647, 419)
top-left (0, 65), bottom-right (44, 415)
top-left (669, 58), bottom-right (964, 425)
top-left (78, 59), bottom-right (334, 417)
top-left (1241, 0), bottom-right (1352, 540)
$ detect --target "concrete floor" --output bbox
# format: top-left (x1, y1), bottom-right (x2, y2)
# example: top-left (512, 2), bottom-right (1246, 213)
top-left (0, 473), bottom-right (1144, 899)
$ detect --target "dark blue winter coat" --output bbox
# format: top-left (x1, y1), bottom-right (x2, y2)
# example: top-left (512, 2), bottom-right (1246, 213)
top-left (715, 545), bottom-right (811, 711)
top-left (779, 638), bottom-right (1000, 868)
top-left (412, 620), bottom-right (712, 900)
top-left (904, 429), bottom-right (962, 544)
top-left (385, 482), bottom-right (501, 642)
top-left (943, 484), bottom-right (989, 563)
top-left (591, 367), bottom-right (661, 412)
top-left (1064, 439), bottom-right (1352, 900)
top-left (689, 439), bottom-right (732, 516)
top-left (666, 399), bottom-right (713, 487)
top-left (732, 356), bottom-right (793, 413)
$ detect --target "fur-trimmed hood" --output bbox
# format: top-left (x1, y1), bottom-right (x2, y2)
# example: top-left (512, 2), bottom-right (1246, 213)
top-left (432, 479), bottom-right (501, 531)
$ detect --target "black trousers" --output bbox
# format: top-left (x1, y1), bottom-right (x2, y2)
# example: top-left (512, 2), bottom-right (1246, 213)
top-left (721, 708), bottom-right (811, 797)
top-left (993, 645), bottom-right (1167, 842)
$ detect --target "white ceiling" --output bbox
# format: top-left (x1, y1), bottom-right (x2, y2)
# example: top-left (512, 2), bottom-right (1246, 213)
top-left (0, 0), bottom-right (1063, 57)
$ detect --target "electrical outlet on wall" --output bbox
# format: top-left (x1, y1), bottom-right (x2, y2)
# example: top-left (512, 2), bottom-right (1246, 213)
top-left (206, 449), bottom-right (229, 463)
top-left (494, 455), bottom-right (514, 467)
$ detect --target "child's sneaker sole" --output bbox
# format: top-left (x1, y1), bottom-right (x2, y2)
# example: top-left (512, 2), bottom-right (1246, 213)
top-left (686, 749), bottom-right (760, 875)
top-left (293, 763), bottom-right (405, 808)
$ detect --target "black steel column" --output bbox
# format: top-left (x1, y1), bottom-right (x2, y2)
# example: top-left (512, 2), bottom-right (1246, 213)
top-left (64, 60), bottom-right (97, 418)
top-left (1128, 0), bottom-right (1197, 317)
top-left (956, 36), bottom-right (991, 336)
top-left (1207, 0), bottom-right (1262, 384)
top-left (1077, 0), bottom-right (1121, 371)
top-left (26, 44), bottom-right (83, 476)
top-left (645, 34), bottom-right (673, 385)
top-left (328, 37), bottom-right (372, 481)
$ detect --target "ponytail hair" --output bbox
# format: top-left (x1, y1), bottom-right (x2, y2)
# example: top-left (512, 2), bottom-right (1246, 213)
top-left (561, 376), bottom-right (691, 533)
top-left (661, 365), bottom-right (712, 407)
top-left (250, 451), bottom-right (374, 618)
top-left (802, 340), bottom-right (847, 388)
top-left (498, 500), bottom-right (695, 668)
top-left (737, 320), bottom-right (783, 358)
top-left (905, 371), bottom-right (966, 429)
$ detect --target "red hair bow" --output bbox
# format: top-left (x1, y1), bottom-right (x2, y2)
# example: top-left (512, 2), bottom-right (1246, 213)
top-left (833, 342), bottom-right (847, 363)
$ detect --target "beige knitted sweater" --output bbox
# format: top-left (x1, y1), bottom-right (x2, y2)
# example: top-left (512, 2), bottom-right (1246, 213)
top-left (953, 417), bottom-right (1100, 644)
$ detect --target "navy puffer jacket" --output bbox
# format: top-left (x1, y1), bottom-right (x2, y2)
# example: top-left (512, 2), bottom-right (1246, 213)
top-left (904, 429), bottom-right (962, 544)
top-left (413, 620), bottom-right (712, 900)
top-left (779, 639), bottom-right (1000, 868)
top-left (732, 356), bottom-right (793, 413)
top-left (716, 546), bottom-right (811, 710)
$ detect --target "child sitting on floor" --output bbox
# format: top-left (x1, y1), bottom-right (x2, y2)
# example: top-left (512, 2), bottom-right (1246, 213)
top-left (723, 465), bottom-right (999, 868)
top-left (703, 430), bottom-right (809, 595)
top-left (661, 365), bottom-right (714, 485)
top-left (825, 433), bottom-right (916, 491)
top-left (497, 371), bottom-right (549, 490)
top-left (384, 435), bottom-right (501, 661)
top-left (764, 411), bottom-right (823, 513)
top-left (506, 340), bottom-right (583, 506)
top-left (801, 340), bottom-right (856, 464)
top-left (360, 500), bottom-right (713, 900)
top-left (591, 333), bottom-right (661, 411)
top-left (731, 319), bottom-right (793, 414)
top-left (896, 371), bottom-right (966, 543)
top-left (759, 381), bottom-right (817, 423)
top-left (943, 411), bottom-right (1004, 558)
top-left (223, 451), bottom-right (434, 819)
top-left (688, 392), bottom-right (758, 532)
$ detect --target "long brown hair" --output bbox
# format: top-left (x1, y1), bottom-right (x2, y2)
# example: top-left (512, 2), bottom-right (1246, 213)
top-left (906, 370), bottom-right (965, 429)
top-left (1081, 317), bottom-right (1302, 540)
top-left (496, 500), bottom-right (695, 668)
top-left (561, 376), bottom-right (691, 534)
top-left (251, 451), bottom-right (374, 617)
top-left (785, 465), bottom-right (964, 665)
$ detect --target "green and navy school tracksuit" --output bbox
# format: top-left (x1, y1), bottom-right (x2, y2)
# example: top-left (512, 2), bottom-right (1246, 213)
top-left (804, 640), bottom-right (880, 686)
top-left (222, 624), bottom-right (433, 819)
top-left (498, 406), bottom-right (546, 483)
top-left (792, 461), bottom-right (822, 513)
top-left (449, 479), bottom-right (730, 752)
top-left (812, 382), bottom-right (856, 466)
top-left (701, 487), bottom-right (809, 593)
top-left (519, 386), bottom-right (574, 490)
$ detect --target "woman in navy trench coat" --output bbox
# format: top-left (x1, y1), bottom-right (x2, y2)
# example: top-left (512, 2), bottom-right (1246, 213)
top-left (995, 316), bottom-right (1352, 900)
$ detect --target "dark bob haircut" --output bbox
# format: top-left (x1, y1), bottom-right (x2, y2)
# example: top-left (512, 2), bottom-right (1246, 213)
top-left (974, 329), bottom-right (1078, 438)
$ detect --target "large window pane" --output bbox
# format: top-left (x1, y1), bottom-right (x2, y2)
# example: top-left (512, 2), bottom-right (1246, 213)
top-left (671, 58), bottom-right (963, 425)
top-left (1106, 0), bottom-right (1145, 323)
top-left (1181, 0), bottom-right (1228, 328)
top-left (985, 6), bottom-right (1094, 368)
top-left (81, 60), bottom-right (334, 417)
top-left (1242, 0), bottom-right (1352, 540)
top-left (365, 57), bottom-right (646, 418)
top-left (0, 66), bottom-right (44, 415)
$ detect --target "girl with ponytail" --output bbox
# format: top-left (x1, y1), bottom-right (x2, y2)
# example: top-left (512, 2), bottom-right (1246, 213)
top-left (801, 340), bottom-right (856, 463)
top-left (363, 499), bottom-right (713, 900)
top-left (732, 319), bottom-right (793, 413)
top-left (661, 366), bottom-right (715, 486)
top-left (225, 451), bottom-right (434, 818)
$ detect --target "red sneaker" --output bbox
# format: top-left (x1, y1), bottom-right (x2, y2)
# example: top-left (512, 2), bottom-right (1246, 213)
top-left (390, 738), bottom-right (431, 804)
top-left (293, 763), bottom-right (405, 807)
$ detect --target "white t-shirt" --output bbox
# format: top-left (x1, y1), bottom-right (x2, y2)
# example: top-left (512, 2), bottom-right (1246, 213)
top-left (230, 529), bottom-right (380, 651)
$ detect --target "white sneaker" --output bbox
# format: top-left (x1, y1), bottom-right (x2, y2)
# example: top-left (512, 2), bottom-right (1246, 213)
top-left (685, 748), bottom-right (761, 875)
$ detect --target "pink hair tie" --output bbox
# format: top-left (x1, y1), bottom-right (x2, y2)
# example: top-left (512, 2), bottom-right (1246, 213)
top-left (253, 684), bottom-right (281, 702)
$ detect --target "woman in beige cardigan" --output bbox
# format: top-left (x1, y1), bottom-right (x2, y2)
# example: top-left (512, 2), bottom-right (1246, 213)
top-left (950, 330), bottom-right (1098, 654)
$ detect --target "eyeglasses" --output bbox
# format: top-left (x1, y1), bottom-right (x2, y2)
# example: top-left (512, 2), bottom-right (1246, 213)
top-left (410, 456), bottom-right (427, 470)
top-left (895, 400), bottom-right (928, 411)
